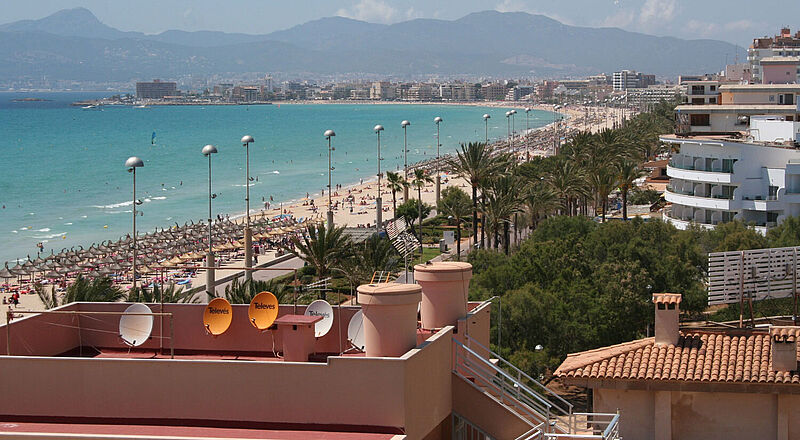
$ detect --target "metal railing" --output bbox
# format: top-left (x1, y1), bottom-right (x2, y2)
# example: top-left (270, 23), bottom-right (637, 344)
top-left (452, 336), bottom-right (621, 440)
top-left (453, 337), bottom-right (574, 434)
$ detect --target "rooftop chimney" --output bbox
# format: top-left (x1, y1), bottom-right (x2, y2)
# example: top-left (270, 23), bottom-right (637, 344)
top-left (653, 293), bottom-right (681, 346)
top-left (771, 327), bottom-right (799, 372)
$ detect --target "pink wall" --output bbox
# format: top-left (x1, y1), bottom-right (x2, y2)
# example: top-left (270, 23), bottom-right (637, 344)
top-left (763, 64), bottom-right (797, 84)
top-left (0, 326), bottom-right (456, 437)
top-left (1, 303), bottom-right (82, 356)
top-left (69, 302), bottom-right (360, 355)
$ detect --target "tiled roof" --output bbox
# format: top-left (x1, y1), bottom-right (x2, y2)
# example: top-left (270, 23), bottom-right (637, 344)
top-left (555, 330), bottom-right (800, 385)
top-left (652, 293), bottom-right (681, 305)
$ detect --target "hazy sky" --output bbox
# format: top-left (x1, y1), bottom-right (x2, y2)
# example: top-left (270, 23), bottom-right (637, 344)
top-left (0, 0), bottom-right (794, 46)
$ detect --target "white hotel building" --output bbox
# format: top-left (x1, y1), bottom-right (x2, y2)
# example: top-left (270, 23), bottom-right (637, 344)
top-left (663, 84), bottom-right (800, 234)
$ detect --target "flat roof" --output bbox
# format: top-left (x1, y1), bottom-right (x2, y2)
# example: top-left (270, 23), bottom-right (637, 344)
top-left (719, 84), bottom-right (800, 91)
top-left (0, 420), bottom-right (400, 439)
top-left (660, 133), bottom-right (798, 149)
top-left (675, 104), bottom-right (797, 113)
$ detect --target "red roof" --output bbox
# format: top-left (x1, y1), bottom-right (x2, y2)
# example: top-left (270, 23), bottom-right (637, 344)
top-left (555, 329), bottom-right (800, 385)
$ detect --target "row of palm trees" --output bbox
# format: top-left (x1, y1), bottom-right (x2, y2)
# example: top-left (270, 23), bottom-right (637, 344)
top-left (441, 99), bottom-right (676, 255)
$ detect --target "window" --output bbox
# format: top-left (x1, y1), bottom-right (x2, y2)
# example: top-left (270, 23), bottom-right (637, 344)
top-left (709, 97), bottom-right (717, 104)
top-left (770, 95), bottom-right (775, 102)
top-left (692, 98), bottom-right (704, 104)
top-left (710, 85), bottom-right (717, 91)
top-left (769, 185), bottom-right (778, 200)
top-left (722, 159), bottom-right (737, 173)
top-left (690, 114), bottom-right (710, 126)
top-left (768, 212), bottom-right (779, 223)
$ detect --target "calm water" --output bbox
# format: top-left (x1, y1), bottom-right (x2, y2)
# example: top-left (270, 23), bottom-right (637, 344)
top-left (0, 92), bottom-right (555, 263)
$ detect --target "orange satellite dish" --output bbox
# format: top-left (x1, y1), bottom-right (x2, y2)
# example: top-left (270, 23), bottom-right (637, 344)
top-left (248, 291), bottom-right (279, 330)
top-left (203, 297), bottom-right (233, 336)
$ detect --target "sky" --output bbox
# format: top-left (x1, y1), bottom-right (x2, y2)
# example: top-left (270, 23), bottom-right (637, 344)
top-left (0, 0), bottom-right (795, 47)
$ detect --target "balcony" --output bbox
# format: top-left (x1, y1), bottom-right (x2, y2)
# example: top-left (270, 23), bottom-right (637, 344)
top-left (666, 165), bottom-right (735, 185)
top-left (664, 187), bottom-right (736, 210)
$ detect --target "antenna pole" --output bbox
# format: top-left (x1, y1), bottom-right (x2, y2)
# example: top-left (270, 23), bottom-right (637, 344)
top-left (6, 310), bottom-right (10, 356)
top-left (739, 252), bottom-right (745, 328)
top-left (794, 248), bottom-right (798, 325)
top-left (170, 315), bottom-right (174, 359)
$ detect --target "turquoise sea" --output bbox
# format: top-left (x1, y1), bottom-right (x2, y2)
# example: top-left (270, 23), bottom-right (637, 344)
top-left (0, 92), bottom-right (555, 263)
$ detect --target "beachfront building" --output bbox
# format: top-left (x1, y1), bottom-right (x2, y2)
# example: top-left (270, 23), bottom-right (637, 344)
top-left (136, 79), bottom-right (177, 99)
top-left (626, 85), bottom-right (683, 109)
top-left (482, 82), bottom-right (507, 101)
top-left (0, 262), bottom-right (621, 439)
top-left (613, 70), bottom-right (655, 91)
top-left (664, 83), bottom-right (800, 233)
top-left (370, 81), bottom-right (396, 100)
top-left (750, 28), bottom-right (800, 84)
top-left (555, 293), bottom-right (800, 440)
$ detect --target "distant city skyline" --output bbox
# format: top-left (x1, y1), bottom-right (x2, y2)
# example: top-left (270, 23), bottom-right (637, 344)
top-left (0, 0), bottom-right (796, 47)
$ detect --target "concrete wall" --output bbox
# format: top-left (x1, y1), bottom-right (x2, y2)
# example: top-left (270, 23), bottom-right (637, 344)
top-left (67, 302), bottom-right (360, 355)
top-left (452, 374), bottom-right (532, 439)
top-left (1, 303), bottom-right (81, 356)
top-left (594, 387), bottom-right (800, 440)
top-left (594, 388), bottom-right (654, 440)
top-left (0, 325), bottom-right (457, 438)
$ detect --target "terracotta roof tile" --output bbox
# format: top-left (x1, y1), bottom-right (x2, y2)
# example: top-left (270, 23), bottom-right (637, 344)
top-left (554, 328), bottom-right (800, 385)
top-left (652, 293), bottom-right (682, 305)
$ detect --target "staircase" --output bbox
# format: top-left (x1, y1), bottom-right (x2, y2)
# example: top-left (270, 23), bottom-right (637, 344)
top-left (452, 337), bottom-right (620, 440)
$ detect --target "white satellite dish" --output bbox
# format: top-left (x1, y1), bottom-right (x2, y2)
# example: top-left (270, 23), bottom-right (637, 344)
top-left (347, 310), bottom-right (365, 351)
top-left (119, 303), bottom-right (154, 347)
top-left (304, 299), bottom-right (334, 337)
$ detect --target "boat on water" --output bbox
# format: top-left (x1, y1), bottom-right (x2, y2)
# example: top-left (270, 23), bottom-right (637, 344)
top-left (81, 104), bottom-right (101, 110)
top-left (134, 104), bottom-right (148, 109)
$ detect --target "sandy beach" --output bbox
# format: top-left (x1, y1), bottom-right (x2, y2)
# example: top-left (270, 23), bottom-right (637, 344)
top-left (1, 102), bottom-right (627, 320)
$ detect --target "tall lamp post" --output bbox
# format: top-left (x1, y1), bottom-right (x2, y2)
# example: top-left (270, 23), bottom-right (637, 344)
top-left (324, 129), bottom-right (336, 229)
top-left (401, 120), bottom-right (410, 203)
top-left (510, 109), bottom-right (517, 148)
top-left (374, 124), bottom-right (384, 231)
top-left (241, 135), bottom-right (254, 280)
top-left (483, 113), bottom-right (491, 144)
top-left (525, 107), bottom-right (531, 160)
top-left (434, 116), bottom-right (443, 205)
top-left (125, 156), bottom-right (143, 293)
top-left (202, 144), bottom-right (218, 297)
top-left (505, 111), bottom-right (511, 147)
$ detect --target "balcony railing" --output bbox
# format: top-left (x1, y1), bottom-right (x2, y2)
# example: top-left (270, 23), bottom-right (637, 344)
top-left (668, 162), bottom-right (732, 174)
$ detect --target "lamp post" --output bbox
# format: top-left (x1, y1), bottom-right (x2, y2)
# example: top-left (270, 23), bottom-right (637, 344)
top-left (483, 113), bottom-right (491, 144)
top-left (525, 107), bottom-right (531, 160)
top-left (401, 120), bottom-right (410, 203)
top-left (202, 144), bottom-right (218, 297)
top-left (324, 129), bottom-right (336, 229)
top-left (241, 135), bottom-right (254, 280)
top-left (505, 111), bottom-right (511, 147)
top-left (510, 109), bottom-right (517, 148)
top-left (125, 156), bottom-right (143, 293)
top-left (374, 124), bottom-right (384, 231)
top-left (434, 116), bottom-right (443, 205)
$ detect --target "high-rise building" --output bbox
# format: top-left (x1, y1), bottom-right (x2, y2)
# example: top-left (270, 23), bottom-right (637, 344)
top-left (135, 79), bottom-right (177, 99)
top-left (612, 70), bottom-right (655, 91)
top-left (369, 81), bottom-right (395, 100)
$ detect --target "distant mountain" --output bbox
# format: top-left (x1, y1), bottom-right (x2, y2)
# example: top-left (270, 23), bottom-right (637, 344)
top-left (0, 8), bottom-right (746, 83)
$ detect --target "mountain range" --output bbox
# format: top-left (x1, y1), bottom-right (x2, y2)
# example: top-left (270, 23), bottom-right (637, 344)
top-left (0, 7), bottom-right (745, 83)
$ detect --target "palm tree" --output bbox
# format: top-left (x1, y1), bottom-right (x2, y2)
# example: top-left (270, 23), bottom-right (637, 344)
top-left (547, 158), bottom-right (587, 216)
top-left (127, 283), bottom-right (198, 303)
top-left (286, 223), bottom-right (351, 299)
top-left (524, 180), bottom-right (559, 230)
top-left (63, 275), bottom-right (124, 304)
top-left (446, 142), bottom-right (498, 248)
top-left (438, 187), bottom-right (472, 260)
top-left (224, 277), bottom-right (289, 304)
top-left (616, 159), bottom-right (647, 220)
top-left (411, 168), bottom-right (433, 251)
top-left (484, 174), bottom-right (523, 255)
top-left (589, 165), bottom-right (618, 222)
top-left (386, 171), bottom-right (406, 217)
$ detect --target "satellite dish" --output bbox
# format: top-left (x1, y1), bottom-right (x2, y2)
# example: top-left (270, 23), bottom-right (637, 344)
top-left (304, 299), bottom-right (334, 337)
top-left (248, 291), bottom-right (279, 330)
top-left (203, 297), bottom-right (233, 336)
top-left (119, 303), bottom-right (153, 347)
top-left (347, 310), bottom-right (365, 351)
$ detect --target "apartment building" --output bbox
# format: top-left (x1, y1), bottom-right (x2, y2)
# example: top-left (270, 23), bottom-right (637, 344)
top-left (135, 79), bottom-right (177, 99)
top-left (613, 70), bottom-right (655, 91)
top-left (666, 83), bottom-right (800, 233)
top-left (749, 28), bottom-right (800, 83)
top-left (370, 81), bottom-right (396, 100)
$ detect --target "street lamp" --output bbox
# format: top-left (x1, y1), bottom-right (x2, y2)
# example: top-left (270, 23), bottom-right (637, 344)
top-left (434, 116), bottom-right (443, 205)
top-left (505, 111), bottom-right (511, 146)
top-left (202, 144), bottom-right (218, 297)
top-left (525, 107), bottom-right (532, 160)
top-left (483, 113), bottom-right (491, 144)
top-left (324, 129), bottom-right (336, 229)
top-left (510, 109), bottom-right (517, 147)
top-left (241, 134), bottom-right (254, 280)
top-left (401, 120), bottom-right (410, 203)
top-left (125, 156), bottom-right (143, 293)
top-left (374, 124), bottom-right (384, 231)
